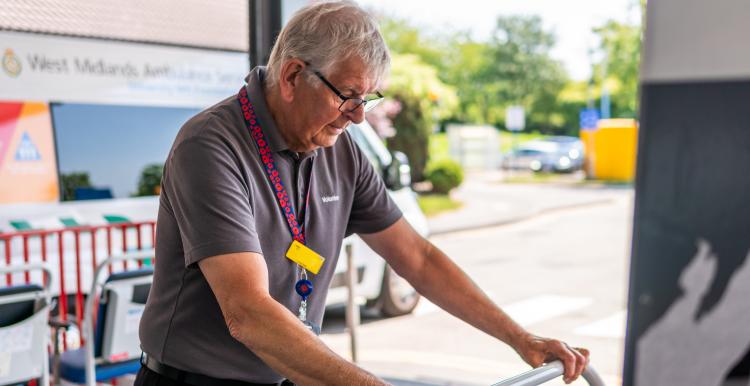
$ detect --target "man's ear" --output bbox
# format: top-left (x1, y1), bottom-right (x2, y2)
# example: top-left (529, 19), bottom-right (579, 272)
top-left (278, 59), bottom-right (306, 102)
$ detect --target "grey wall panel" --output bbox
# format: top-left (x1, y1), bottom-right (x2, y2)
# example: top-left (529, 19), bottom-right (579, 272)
top-left (642, 0), bottom-right (750, 83)
top-left (627, 0), bottom-right (750, 383)
top-left (626, 79), bottom-right (750, 386)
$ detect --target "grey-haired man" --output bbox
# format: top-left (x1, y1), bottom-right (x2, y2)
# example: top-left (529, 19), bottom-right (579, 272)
top-left (136, 2), bottom-right (589, 385)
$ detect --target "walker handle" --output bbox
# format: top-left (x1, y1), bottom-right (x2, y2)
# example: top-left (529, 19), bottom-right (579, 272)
top-left (491, 360), bottom-right (606, 386)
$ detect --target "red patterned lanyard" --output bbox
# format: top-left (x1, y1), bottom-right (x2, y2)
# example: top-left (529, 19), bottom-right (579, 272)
top-left (237, 85), bottom-right (310, 244)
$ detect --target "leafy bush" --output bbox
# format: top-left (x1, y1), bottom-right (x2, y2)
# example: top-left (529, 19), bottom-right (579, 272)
top-left (425, 159), bottom-right (464, 194)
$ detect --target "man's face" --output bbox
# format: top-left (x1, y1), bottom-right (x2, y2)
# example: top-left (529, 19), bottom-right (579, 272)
top-left (293, 56), bottom-right (377, 152)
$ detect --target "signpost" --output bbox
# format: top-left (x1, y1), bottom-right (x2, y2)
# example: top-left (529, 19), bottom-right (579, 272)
top-left (505, 106), bottom-right (525, 176)
top-left (506, 105), bottom-right (525, 132)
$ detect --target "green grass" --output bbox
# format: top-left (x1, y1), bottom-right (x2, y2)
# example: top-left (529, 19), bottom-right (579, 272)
top-left (502, 172), bottom-right (565, 184)
top-left (574, 178), bottom-right (634, 188)
top-left (416, 194), bottom-right (463, 217)
top-left (498, 131), bottom-right (549, 153)
top-left (503, 172), bottom-right (635, 187)
top-left (428, 130), bottom-right (551, 162)
top-left (428, 133), bottom-right (451, 162)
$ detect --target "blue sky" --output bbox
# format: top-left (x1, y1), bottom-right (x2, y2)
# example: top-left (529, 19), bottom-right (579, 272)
top-left (356, 0), bottom-right (641, 81)
top-left (52, 103), bottom-right (199, 198)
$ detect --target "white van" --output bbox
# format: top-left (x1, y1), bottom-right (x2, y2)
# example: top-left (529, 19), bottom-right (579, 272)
top-left (331, 121), bottom-right (428, 316)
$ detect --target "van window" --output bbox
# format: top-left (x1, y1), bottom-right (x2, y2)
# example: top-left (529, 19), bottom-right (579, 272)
top-left (51, 103), bottom-right (200, 200)
top-left (347, 122), bottom-right (393, 172)
top-left (347, 124), bottom-right (383, 171)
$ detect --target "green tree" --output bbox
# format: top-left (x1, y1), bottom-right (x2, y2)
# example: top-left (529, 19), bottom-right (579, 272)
top-left (591, 2), bottom-right (643, 118)
top-left (60, 172), bottom-right (92, 201)
top-left (377, 15), bottom-right (572, 132)
top-left (379, 17), bottom-right (447, 70)
top-left (483, 16), bottom-right (568, 130)
top-left (377, 16), bottom-right (489, 125)
top-left (555, 80), bottom-right (591, 136)
top-left (384, 54), bottom-right (457, 182)
top-left (135, 163), bottom-right (164, 196)
top-left (439, 36), bottom-right (494, 124)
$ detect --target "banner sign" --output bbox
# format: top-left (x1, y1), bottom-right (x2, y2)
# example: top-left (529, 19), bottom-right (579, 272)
top-left (1, 31), bottom-right (248, 108)
top-left (0, 101), bottom-right (59, 204)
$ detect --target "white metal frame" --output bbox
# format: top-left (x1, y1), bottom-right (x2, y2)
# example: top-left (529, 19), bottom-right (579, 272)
top-left (492, 360), bottom-right (606, 386)
top-left (80, 249), bottom-right (154, 386)
top-left (0, 262), bottom-right (52, 386)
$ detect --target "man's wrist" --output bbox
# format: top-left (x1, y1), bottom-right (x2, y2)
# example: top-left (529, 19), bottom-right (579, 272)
top-left (506, 328), bottom-right (533, 352)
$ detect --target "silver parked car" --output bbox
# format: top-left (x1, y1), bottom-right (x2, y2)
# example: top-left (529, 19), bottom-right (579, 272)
top-left (501, 136), bottom-right (584, 173)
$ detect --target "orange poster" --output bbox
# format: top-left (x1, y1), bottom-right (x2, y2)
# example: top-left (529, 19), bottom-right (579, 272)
top-left (0, 101), bottom-right (59, 204)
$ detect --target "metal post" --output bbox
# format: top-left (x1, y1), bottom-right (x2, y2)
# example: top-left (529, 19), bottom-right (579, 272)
top-left (249, 0), bottom-right (282, 68)
top-left (344, 242), bottom-right (359, 363)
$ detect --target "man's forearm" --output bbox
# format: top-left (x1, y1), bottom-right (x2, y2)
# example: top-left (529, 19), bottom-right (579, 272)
top-left (227, 295), bottom-right (387, 385)
top-left (404, 242), bottom-right (529, 349)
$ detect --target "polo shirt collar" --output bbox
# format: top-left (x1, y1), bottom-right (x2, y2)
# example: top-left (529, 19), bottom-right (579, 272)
top-left (244, 67), bottom-right (319, 160)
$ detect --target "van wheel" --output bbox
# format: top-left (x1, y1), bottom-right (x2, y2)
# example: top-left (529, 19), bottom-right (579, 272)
top-left (377, 265), bottom-right (420, 317)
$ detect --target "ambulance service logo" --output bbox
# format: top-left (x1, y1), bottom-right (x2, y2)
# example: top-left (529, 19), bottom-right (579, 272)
top-left (2, 48), bottom-right (22, 77)
top-left (15, 132), bottom-right (41, 161)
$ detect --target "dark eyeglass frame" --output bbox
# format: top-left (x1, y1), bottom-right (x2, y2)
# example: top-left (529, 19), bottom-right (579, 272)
top-left (304, 61), bottom-right (384, 113)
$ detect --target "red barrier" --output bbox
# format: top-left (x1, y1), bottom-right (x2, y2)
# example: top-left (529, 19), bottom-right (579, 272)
top-left (0, 221), bottom-right (156, 348)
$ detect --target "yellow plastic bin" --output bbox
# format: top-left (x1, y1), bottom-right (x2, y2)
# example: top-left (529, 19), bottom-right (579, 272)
top-left (580, 118), bottom-right (638, 181)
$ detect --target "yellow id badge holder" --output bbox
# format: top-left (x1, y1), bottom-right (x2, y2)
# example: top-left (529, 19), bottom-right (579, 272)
top-left (285, 240), bottom-right (325, 274)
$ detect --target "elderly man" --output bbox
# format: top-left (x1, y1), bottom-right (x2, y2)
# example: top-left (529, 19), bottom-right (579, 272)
top-left (136, 1), bottom-right (588, 385)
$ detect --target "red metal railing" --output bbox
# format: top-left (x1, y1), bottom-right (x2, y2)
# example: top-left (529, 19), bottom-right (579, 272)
top-left (0, 221), bottom-right (156, 350)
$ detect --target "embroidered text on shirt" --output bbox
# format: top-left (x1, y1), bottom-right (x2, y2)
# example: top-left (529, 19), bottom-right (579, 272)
top-left (322, 195), bottom-right (340, 203)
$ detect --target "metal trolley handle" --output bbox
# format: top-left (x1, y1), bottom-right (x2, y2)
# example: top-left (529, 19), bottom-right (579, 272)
top-left (81, 249), bottom-right (155, 386)
top-left (492, 361), bottom-right (606, 386)
top-left (0, 262), bottom-right (53, 297)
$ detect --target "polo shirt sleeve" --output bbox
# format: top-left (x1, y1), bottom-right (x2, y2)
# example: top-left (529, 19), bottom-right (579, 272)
top-left (163, 129), bottom-right (261, 267)
top-left (345, 138), bottom-right (403, 236)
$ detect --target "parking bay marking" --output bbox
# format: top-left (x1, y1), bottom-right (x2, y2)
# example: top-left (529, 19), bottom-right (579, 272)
top-left (574, 310), bottom-right (626, 338)
top-left (415, 293), bottom-right (593, 327)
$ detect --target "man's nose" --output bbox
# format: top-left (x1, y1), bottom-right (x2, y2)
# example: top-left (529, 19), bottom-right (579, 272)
top-left (344, 104), bottom-right (366, 124)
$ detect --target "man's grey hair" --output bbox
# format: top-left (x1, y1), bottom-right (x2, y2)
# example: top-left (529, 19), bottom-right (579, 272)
top-left (266, 1), bottom-right (390, 90)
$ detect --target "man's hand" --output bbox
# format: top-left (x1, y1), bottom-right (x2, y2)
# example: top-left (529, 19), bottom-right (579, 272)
top-left (514, 333), bottom-right (590, 384)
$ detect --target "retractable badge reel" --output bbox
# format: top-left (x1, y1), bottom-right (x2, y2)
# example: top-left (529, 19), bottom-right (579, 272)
top-left (295, 271), bottom-right (318, 333)
top-left (286, 240), bottom-right (325, 334)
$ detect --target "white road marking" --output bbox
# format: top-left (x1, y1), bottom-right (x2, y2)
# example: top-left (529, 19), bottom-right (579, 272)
top-left (354, 349), bottom-right (531, 377)
top-left (502, 294), bottom-right (593, 326)
top-left (414, 293), bottom-right (593, 328)
top-left (574, 311), bottom-right (627, 338)
top-left (349, 349), bottom-right (623, 386)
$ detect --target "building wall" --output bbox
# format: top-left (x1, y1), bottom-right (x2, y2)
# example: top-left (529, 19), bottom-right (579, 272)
top-left (0, 0), bottom-right (248, 51)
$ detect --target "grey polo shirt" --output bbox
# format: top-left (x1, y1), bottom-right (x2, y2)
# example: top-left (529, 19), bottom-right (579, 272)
top-left (139, 67), bottom-right (402, 383)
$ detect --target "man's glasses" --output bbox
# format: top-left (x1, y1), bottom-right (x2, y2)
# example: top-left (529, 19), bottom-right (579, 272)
top-left (304, 61), bottom-right (384, 113)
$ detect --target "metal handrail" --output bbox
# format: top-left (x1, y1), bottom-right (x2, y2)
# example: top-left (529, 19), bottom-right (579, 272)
top-left (81, 249), bottom-right (155, 386)
top-left (0, 262), bottom-right (53, 386)
top-left (492, 360), bottom-right (605, 386)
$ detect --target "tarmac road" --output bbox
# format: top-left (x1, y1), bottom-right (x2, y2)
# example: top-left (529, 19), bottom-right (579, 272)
top-left (321, 183), bottom-right (633, 386)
